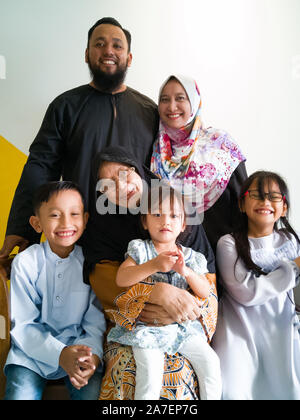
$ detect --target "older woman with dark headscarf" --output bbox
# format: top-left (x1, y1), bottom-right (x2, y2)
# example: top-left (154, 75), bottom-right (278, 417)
top-left (82, 146), bottom-right (218, 400)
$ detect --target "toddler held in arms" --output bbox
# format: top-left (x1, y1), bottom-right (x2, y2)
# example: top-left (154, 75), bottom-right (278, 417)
top-left (107, 185), bottom-right (222, 400)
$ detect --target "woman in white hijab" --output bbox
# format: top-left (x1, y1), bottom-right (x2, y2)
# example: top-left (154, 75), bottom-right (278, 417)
top-left (151, 75), bottom-right (247, 251)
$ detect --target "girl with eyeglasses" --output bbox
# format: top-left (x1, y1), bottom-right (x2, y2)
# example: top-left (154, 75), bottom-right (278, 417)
top-left (211, 171), bottom-right (300, 400)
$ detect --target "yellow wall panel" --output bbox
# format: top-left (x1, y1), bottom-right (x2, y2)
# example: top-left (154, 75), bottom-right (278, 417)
top-left (0, 135), bottom-right (27, 246)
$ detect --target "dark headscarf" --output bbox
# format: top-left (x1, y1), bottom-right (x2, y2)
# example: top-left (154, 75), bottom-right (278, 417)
top-left (82, 146), bottom-right (157, 283)
top-left (91, 145), bottom-right (156, 187)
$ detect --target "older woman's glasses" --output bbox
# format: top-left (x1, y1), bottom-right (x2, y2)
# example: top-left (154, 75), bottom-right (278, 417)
top-left (98, 167), bottom-right (136, 193)
top-left (244, 190), bottom-right (286, 202)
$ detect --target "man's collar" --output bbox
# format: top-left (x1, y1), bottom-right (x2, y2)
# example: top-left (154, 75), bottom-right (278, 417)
top-left (89, 81), bottom-right (127, 94)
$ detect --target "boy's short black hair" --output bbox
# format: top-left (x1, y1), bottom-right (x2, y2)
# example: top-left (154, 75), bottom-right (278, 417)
top-left (87, 17), bottom-right (131, 52)
top-left (32, 181), bottom-right (86, 215)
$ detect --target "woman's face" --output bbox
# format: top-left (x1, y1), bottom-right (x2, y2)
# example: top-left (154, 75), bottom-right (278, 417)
top-left (98, 161), bottom-right (143, 208)
top-left (158, 79), bottom-right (192, 129)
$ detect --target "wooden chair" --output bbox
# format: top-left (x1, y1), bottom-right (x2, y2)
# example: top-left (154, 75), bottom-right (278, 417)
top-left (0, 270), bottom-right (10, 399)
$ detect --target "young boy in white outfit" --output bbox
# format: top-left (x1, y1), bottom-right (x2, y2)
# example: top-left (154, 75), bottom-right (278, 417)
top-left (4, 181), bottom-right (106, 400)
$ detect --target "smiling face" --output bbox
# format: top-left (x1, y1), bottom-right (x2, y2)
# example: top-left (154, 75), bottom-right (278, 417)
top-left (158, 79), bottom-right (192, 129)
top-left (85, 23), bottom-right (132, 93)
top-left (240, 178), bottom-right (288, 237)
top-left (98, 161), bottom-right (143, 208)
top-left (30, 190), bottom-right (88, 258)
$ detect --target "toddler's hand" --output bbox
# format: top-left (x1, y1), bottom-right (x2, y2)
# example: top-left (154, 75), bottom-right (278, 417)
top-left (153, 251), bottom-right (179, 273)
top-left (172, 249), bottom-right (187, 277)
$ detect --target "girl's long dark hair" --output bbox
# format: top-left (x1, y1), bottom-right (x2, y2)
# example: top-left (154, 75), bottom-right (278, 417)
top-left (232, 171), bottom-right (300, 276)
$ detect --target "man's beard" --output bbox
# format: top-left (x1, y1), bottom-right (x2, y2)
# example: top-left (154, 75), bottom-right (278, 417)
top-left (87, 59), bottom-right (129, 93)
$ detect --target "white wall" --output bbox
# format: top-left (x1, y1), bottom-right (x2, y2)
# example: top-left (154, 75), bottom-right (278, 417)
top-left (1, 0), bottom-right (300, 226)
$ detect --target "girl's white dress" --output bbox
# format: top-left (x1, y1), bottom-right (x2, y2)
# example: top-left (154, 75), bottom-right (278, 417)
top-left (212, 230), bottom-right (300, 400)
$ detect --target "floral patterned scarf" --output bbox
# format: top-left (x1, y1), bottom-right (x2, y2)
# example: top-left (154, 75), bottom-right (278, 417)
top-left (150, 74), bottom-right (246, 213)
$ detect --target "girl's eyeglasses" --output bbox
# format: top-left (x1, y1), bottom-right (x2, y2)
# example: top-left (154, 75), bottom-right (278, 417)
top-left (244, 190), bottom-right (286, 203)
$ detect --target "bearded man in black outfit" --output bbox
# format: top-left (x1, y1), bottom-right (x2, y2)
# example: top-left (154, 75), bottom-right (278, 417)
top-left (0, 17), bottom-right (159, 266)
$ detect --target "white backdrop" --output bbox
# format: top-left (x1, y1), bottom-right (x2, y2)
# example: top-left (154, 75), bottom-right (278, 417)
top-left (1, 0), bottom-right (300, 226)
